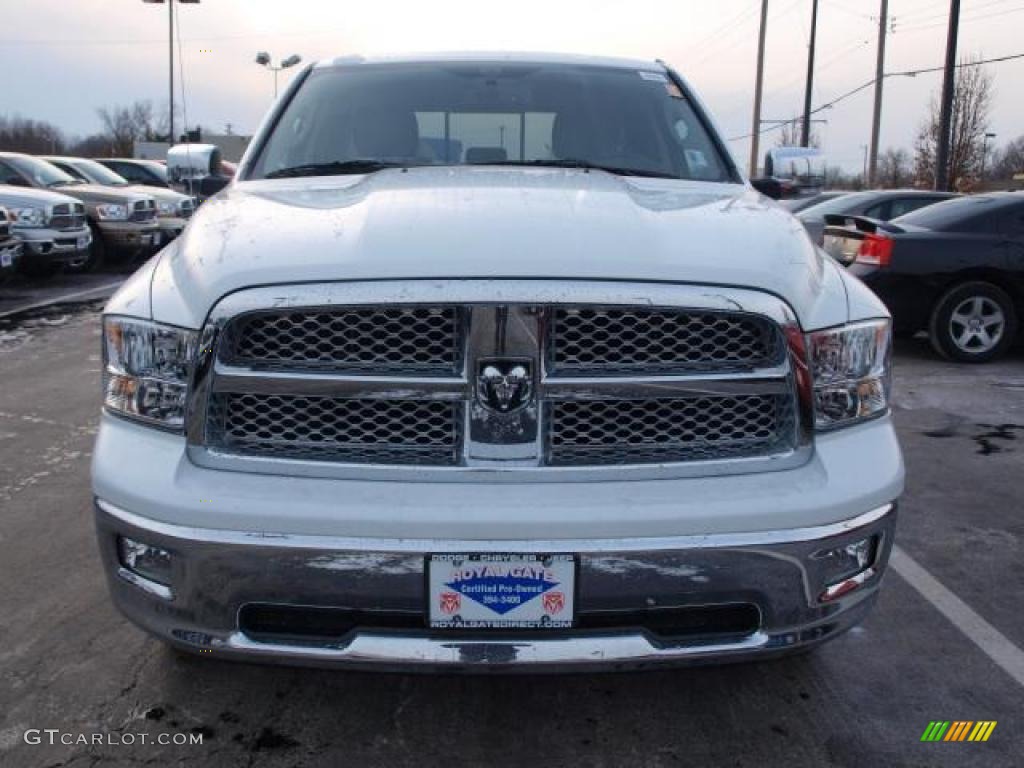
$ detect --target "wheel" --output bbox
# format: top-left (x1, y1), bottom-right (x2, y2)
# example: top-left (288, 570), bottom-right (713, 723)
top-left (65, 223), bottom-right (105, 273)
top-left (928, 281), bottom-right (1018, 362)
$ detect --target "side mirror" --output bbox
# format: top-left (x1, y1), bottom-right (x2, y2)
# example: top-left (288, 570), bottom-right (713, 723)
top-left (750, 177), bottom-right (782, 200)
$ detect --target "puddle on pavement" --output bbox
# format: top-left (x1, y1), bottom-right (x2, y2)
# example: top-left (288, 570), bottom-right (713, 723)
top-left (0, 299), bottom-right (104, 352)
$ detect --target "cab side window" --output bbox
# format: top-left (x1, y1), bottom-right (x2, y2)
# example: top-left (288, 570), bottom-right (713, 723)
top-left (0, 160), bottom-right (26, 185)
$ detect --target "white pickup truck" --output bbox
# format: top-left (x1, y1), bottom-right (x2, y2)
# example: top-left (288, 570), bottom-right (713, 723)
top-left (92, 53), bottom-right (903, 671)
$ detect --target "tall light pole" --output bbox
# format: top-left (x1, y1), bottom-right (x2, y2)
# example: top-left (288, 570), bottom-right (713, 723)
top-left (256, 52), bottom-right (302, 98)
top-left (142, 0), bottom-right (200, 146)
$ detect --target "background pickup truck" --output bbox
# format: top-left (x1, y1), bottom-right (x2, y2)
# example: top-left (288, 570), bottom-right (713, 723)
top-left (0, 183), bottom-right (92, 278)
top-left (824, 192), bottom-right (1024, 362)
top-left (0, 151), bottom-right (158, 272)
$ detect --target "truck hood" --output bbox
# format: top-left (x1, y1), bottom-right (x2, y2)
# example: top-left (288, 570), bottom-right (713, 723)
top-left (146, 167), bottom-right (854, 329)
top-left (50, 183), bottom-right (153, 206)
top-left (0, 183), bottom-right (81, 208)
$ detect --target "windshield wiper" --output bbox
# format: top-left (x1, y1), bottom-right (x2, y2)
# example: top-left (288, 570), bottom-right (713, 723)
top-left (264, 160), bottom-right (412, 179)
top-left (475, 159), bottom-right (681, 180)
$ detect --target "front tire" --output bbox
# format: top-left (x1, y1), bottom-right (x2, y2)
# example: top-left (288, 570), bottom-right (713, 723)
top-left (929, 281), bottom-right (1018, 362)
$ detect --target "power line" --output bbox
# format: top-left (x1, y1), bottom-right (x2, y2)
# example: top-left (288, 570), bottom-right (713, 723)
top-left (726, 50), bottom-right (1024, 141)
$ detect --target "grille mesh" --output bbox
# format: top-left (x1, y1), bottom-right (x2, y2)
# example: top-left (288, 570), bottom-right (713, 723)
top-left (548, 395), bottom-right (793, 465)
top-left (549, 308), bottom-right (777, 374)
top-left (211, 393), bottom-right (461, 465)
top-left (226, 307), bottom-right (462, 374)
top-left (49, 202), bottom-right (86, 231)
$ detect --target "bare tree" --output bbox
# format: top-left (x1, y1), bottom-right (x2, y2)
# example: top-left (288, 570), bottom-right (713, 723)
top-left (0, 115), bottom-right (67, 154)
top-left (97, 100), bottom-right (164, 156)
top-left (913, 59), bottom-right (993, 190)
top-left (991, 135), bottom-right (1024, 181)
top-left (876, 147), bottom-right (913, 188)
top-left (776, 119), bottom-right (820, 148)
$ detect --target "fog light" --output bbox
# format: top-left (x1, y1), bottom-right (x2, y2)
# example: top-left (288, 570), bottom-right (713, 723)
top-left (815, 535), bottom-right (878, 602)
top-left (118, 536), bottom-right (173, 587)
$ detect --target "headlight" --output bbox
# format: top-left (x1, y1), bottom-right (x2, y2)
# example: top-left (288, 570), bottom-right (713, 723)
top-left (103, 316), bottom-right (197, 430)
top-left (13, 207), bottom-right (47, 227)
top-left (95, 203), bottom-right (129, 221)
top-left (807, 319), bottom-right (891, 430)
top-left (157, 200), bottom-right (177, 216)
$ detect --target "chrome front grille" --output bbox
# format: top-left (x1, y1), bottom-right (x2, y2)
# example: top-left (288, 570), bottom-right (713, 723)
top-left (548, 395), bottom-right (794, 466)
top-left (224, 307), bottom-right (464, 374)
top-left (212, 393), bottom-right (462, 465)
top-left (549, 308), bottom-right (778, 374)
top-left (49, 202), bottom-right (86, 230)
top-left (129, 200), bottom-right (157, 222)
top-left (191, 281), bottom-right (807, 479)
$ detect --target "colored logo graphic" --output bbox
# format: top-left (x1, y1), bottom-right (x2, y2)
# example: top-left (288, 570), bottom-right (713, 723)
top-left (543, 591), bottom-right (565, 615)
top-left (920, 721), bottom-right (997, 742)
top-left (439, 592), bottom-right (461, 614)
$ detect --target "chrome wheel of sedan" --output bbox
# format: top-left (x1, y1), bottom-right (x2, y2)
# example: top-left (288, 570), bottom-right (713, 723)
top-left (949, 296), bottom-right (1005, 353)
top-left (930, 281), bottom-right (1018, 363)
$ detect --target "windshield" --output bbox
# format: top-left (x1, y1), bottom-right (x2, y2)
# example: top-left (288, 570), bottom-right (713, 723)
top-left (71, 159), bottom-right (130, 186)
top-left (250, 62), bottom-right (735, 182)
top-left (142, 162), bottom-right (168, 183)
top-left (797, 191), bottom-right (875, 220)
top-left (9, 154), bottom-right (79, 187)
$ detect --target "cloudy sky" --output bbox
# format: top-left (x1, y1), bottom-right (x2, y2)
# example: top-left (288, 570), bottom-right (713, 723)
top-left (2, 0), bottom-right (1022, 172)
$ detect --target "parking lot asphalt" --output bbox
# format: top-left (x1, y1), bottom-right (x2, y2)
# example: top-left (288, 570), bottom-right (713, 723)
top-left (0, 276), bottom-right (1022, 768)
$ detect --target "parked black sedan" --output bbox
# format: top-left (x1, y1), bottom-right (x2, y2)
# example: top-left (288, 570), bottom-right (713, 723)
top-left (797, 189), bottom-right (957, 244)
top-left (824, 192), bottom-right (1024, 362)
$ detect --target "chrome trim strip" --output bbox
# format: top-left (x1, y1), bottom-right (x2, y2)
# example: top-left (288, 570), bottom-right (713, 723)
top-left (541, 368), bottom-right (793, 400)
top-left (185, 280), bottom-right (811, 482)
top-left (96, 498), bottom-right (894, 552)
top-left (116, 566), bottom-right (174, 601)
top-left (211, 364), bottom-right (468, 400)
top-left (222, 629), bottom-right (772, 667)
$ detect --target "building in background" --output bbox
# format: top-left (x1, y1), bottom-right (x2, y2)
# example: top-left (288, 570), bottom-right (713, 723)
top-left (134, 133), bottom-right (251, 163)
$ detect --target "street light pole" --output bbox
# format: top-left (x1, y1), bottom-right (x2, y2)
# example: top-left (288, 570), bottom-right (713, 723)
top-left (142, 1), bottom-right (200, 146)
top-left (256, 53), bottom-right (302, 99)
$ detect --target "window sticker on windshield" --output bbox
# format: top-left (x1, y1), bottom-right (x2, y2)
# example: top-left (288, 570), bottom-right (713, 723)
top-left (665, 81), bottom-right (684, 99)
top-left (639, 71), bottom-right (668, 82)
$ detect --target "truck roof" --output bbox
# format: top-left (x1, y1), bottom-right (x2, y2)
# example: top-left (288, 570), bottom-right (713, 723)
top-left (315, 51), bottom-right (665, 73)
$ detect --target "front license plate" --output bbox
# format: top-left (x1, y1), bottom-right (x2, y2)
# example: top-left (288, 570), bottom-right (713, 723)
top-left (428, 553), bottom-right (576, 629)
top-left (77, 235), bottom-right (89, 249)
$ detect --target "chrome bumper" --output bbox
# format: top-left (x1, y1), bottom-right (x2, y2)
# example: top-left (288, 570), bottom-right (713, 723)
top-left (95, 499), bottom-right (897, 672)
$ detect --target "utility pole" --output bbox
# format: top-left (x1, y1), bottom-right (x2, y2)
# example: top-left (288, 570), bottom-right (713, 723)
top-left (168, 0), bottom-right (174, 144)
top-left (748, 0), bottom-right (769, 176)
top-left (801, 0), bottom-right (819, 147)
top-left (934, 0), bottom-right (961, 190)
top-left (867, 0), bottom-right (888, 187)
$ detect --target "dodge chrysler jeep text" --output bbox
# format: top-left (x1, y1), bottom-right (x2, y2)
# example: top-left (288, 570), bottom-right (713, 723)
top-left (92, 53), bottom-right (904, 671)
